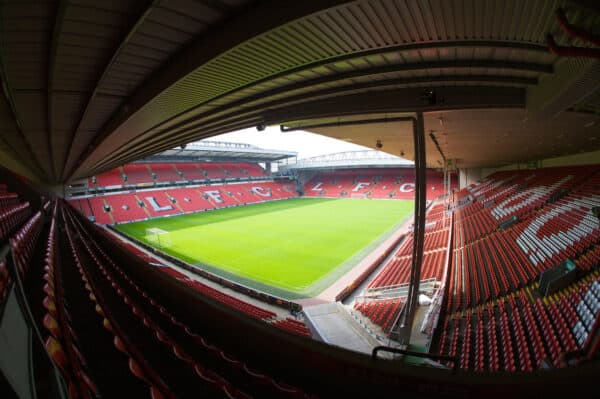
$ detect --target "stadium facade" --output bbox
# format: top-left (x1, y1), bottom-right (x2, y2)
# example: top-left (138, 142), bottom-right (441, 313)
top-left (0, 1), bottom-right (600, 398)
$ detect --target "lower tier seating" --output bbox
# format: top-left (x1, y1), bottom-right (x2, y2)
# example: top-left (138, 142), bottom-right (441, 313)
top-left (436, 272), bottom-right (600, 373)
top-left (73, 180), bottom-right (297, 224)
top-left (271, 318), bottom-right (312, 337)
top-left (354, 298), bottom-right (405, 335)
top-left (303, 168), bottom-right (456, 200)
top-left (59, 204), bottom-right (310, 398)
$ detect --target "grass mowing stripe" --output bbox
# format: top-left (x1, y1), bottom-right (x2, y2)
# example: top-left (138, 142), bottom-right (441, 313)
top-left (116, 198), bottom-right (414, 299)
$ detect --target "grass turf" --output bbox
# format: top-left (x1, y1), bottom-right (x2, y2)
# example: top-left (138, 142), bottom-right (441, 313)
top-left (116, 198), bottom-right (413, 298)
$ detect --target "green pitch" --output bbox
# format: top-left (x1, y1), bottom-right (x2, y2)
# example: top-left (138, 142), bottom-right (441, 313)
top-left (116, 198), bottom-right (413, 298)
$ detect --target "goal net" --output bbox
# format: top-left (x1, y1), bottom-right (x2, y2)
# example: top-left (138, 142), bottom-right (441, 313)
top-left (145, 228), bottom-right (172, 248)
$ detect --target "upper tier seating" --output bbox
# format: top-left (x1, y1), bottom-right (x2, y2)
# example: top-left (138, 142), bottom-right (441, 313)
top-left (149, 163), bottom-right (185, 182)
top-left (90, 162), bottom-right (269, 187)
top-left (304, 168), bottom-right (456, 200)
top-left (173, 163), bottom-right (206, 181)
top-left (91, 168), bottom-right (123, 187)
top-left (123, 164), bottom-right (153, 185)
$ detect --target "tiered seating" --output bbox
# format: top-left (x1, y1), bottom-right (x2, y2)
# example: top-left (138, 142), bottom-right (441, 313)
top-left (354, 298), bottom-right (405, 335)
top-left (62, 206), bottom-right (306, 397)
top-left (447, 165), bottom-right (600, 312)
top-left (139, 191), bottom-right (181, 218)
top-left (63, 209), bottom-right (183, 397)
top-left (43, 206), bottom-right (99, 397)
top-left (0, 191), bottom-right (19, 207)
top-left (183, 279), bottom-right (276, 320)
top-left (87, 197), bottom-right (113, 224)
top-left (91, 168), bottom-right (123, 187)
top-left (174, 163), bottom-right (206, 181)
top-left (272, 318), bottom-right (311, 337)
top-left (0, 202), bottom-right (31, 240)
top-left (198, 163), bottom-right (227, 179)
top-left (123, 164), bottom-right (153, 185)
top-left (218, 162), bottom-right (246, 178)
top-left (10, 211), bottom-right (43, 279)
top-left (164, 188), bottom-right (213, 213)
top-left (304, 168), bottom-right (456, 200)
top-left (368, 249), bottom-right (446, 289)
top-left (573, 280), bottom-right (600, 348)
top-left (106, 193), bottom-right (149, 222)
top-left (436, 275), bottom-right (600, 373)
top-left (90, 162), bottom-right (270, 185)
top-left (242, 163), bottom-right (268, 177)
top-left (149, 163), bottom-right (185, 182)
top-left (367, 203), bottom-right (450, 291)
top-left (454, 166), bottom-right (596, 246)
top-left (73, 181), bottom-right (298, 224)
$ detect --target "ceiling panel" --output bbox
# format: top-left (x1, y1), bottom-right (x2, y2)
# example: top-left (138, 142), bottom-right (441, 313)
top-left (0, 0), bottom-right (598, 184)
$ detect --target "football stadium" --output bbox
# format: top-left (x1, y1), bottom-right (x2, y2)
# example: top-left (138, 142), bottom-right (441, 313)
top-left (0, 1), bottom-right (600, 398)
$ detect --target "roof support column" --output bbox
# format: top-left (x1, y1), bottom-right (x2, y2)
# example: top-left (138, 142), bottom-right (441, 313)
top-left (398, 111), bottom-right (426, 345)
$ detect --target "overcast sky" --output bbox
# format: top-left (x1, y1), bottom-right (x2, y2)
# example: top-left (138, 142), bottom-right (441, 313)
top-left (201, 125), bottom-right (374, 160)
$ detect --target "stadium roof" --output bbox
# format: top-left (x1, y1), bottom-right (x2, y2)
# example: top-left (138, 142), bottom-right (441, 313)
top-left (0, 0), bottom-right (599, 184)
top-left (141, 141), bottom-right (296, 163)
top-left (280, 149), bottom-right (414, 170)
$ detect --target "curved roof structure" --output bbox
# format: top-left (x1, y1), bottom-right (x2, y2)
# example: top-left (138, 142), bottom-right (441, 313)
top-left (0, 0), bottom-right (599, 184)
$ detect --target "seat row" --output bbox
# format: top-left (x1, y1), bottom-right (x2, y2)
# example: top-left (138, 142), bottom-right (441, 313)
top-left (10, 211), bottom-right (43, 280)
top-left (182, 279), bottom-right (277, 320)
top-left (354, 298), bottom-right (405, 335)
top-left (271, 318), bottom-right (312, 337)
top-left (368, 249), bottom-right (447, 290)
top-left (76, 180), bottom-right (297, 224)
top-left (43, 205), bottom-right (100, 398)
top-left (446, 166), bottom-right (600, 312)
top-left (453, 166), bottom-right (599, 246)
top-left (91, 162), bottom-right (268, 187)
top-left (436, 283), bottom-right (588, 372)
top-left (61, 204), bottom-right (309, 398)
top-left (0, 202), bottom-right (31, 240)
top-left (303, 168), bottom-right (455, 200)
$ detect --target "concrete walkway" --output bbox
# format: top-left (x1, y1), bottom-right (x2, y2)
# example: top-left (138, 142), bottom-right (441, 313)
top-left (303, 302), bottom-right (382, 355)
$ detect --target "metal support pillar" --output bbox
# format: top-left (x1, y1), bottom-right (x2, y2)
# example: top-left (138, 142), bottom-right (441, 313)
top-left (398, 112), bottom-right (427, 344)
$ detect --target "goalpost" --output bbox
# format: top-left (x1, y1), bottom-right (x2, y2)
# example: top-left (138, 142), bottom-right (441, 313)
top-left (145, 228), bottom-right (172, 249)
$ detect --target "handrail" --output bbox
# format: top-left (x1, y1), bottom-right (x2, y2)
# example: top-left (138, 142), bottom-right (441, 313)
top-left (371, 346), bottom-right (457, 372)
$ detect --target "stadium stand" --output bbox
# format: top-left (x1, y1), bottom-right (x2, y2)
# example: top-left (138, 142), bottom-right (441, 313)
top-left (433, 165), bottom-right (600, 373)
top-left (354, 298), bottom-right (405, 336)
top-left (89, 162), bottom-right (269, 188)
top-left (446, 165), bottom-right (600, 313)
top-left (122, 164), bottom-right (154, 185)
top-left (367, 205), bottom-right (451, 291)
top-left (74, 180), bottom-right (297, 224)
top-left (271, 318), bottom-right (312, 337)
top-left (173, 163), bottom-right (206, 181)
top-left (149, 163), bottom-right (185, 182)
top-left (90, 168), bottom-right (123, 187)
top-left (60, 203), bottom-right (310, 398)
top-left (1, 159), bottom-right (599, 396)
top-left (304, 168), bottom-right (456, 200)
top-left (3, 1), bottom-right (600, 396)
